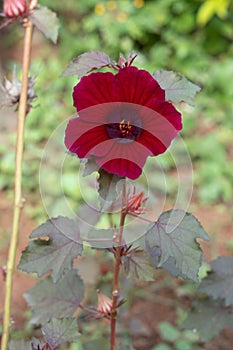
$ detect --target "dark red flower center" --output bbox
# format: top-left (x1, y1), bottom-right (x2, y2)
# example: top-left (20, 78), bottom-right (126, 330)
top-left (106, 119), bottom-right (142, 143)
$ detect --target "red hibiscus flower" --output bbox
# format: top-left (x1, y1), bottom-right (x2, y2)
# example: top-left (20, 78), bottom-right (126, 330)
top-left (65, 66), bottom-right (182, 180)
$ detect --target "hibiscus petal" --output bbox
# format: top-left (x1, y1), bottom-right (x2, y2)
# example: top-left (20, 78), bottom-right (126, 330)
top-left (114, 67), bottom-right (165, 105)
top-left (95, 140), bottom-right (152, 179)
top-left (146, 100), bottom-right (182, 131)
top-left (73, 72), bottom-right (115, 111)
top-left (65, 118), bottom-right (109, 158)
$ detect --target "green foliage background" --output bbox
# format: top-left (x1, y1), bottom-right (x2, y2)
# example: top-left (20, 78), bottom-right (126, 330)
top-left (0, 0), bottom-right (233, 219)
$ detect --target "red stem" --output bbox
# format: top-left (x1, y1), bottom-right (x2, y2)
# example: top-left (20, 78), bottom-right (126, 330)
top-left (110, 184), bottom-right (127, 350)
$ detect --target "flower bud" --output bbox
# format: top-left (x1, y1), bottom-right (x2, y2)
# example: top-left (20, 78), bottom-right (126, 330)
top-left (97, 290), bottom-right (113, 315)
top-left (124, 187), bottom-right (148, 214)
top-left (3, 0), bottom-right (27, 18)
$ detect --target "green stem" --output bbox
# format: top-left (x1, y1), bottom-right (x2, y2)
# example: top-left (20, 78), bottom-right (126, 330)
top-left (1, 18), bottom-right (34, 350)
top-left (110, 184), bottom-right (127, 350)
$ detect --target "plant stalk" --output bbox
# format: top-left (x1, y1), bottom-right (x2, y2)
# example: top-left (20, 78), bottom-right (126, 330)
top-left (110, 184), bottom-right (127, 350)
top-left (1, 17), bottom-right (34, 350)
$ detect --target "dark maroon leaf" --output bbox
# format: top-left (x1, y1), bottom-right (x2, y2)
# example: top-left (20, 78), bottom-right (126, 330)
top-left (98, 168), bottom-right (123, 207)
top-left (76, 204), bottom-right (102, 234)
top-left (31, 339), bottom-right (48, 350)
top-left (83, 228), bottom-right (115, 249)
top-left (146, 246), bottom-right (191, 279)
top-left (153, 70), bottom-right (201, 106)
top-left (122, 249), bottom-right (155, 281)
top-left (82, 157), bottom-right (99, 177)
top-left (182, 299), bottom-right (233, 342)
top-left (61, 51), bottom-right (111, 78)
top-left (30, 6), bottom-right (59, 44)
top-left (18, 216), bottom-right (83, 283)
top-left (145, 210), bottom-right (209, 282)
top-left (24, 270), bottom-right (84, 324)
top-left (198, 257), bottom-right (233, 306)
top-left (77, 256), bottom-right (100, 285)
top-left (42, 318), bottom-right (80, 348)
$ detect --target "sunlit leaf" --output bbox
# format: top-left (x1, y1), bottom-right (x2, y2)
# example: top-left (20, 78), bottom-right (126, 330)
top-left (61, 51), bottom-right (111, 77)
top-left (182, 299), bottom-right (233, 342)
top-left (24, 270), bottom-right (84, 324)
top-left (18, 216), bottom-right (83, 283)
top-left (145, 210), bottom-right (209, 282)
top-left (30, 6), bottom-right (59, 44)
top-left (197, 0), bottom-right (230, 26)
top-left (153, 70), bottom-right (201, 106)
top-left (42, 318), bottom-right (80, 348)
top-left (198, 256), bottom-right (233, 306)
top-left (122, 249), bottom-right (155, 281)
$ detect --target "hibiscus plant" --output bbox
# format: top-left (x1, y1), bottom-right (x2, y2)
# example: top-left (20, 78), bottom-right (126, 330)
top-left (1, 2), bottom-right (233, 350)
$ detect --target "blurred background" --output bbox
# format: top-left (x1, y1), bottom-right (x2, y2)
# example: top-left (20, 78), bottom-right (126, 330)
top-left (0, 0), bottom-right (233, 349)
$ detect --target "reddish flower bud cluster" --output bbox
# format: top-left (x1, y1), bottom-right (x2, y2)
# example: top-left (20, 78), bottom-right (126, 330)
top-left (124, 187), bottom-right (148, 214)
top-left (3, 0), bottom-right (27, 18)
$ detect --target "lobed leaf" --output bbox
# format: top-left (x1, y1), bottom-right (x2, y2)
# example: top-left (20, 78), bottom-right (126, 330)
top-left (198, 256), bottom-right (233, 306)
top-left (153, 70), bottom-right (201, 106)
top-left (98, 168), bottom-right (123, 209)
top-left (77, 203), bottom-right (102, 236)
top-left (42, 318), bottom-right (80, 348)
top-left (30, 6), bottom-right (59, 44)
top-left (82, 157), bottom-right (99, 177)
top-left (61, 51), bottom-right (111, 78)
top-left (145, 210), bottom-right (209, 282)
top-left (24, 270), bottom-right (84, 324)
top-left (182, 299), bottom-right (233, 342)
top-left (18, 216), bottom-right (83, 283)
top-left (83, 228), bottom-right (115, 249)
top-left (122, 249), bottom-right (155, 281)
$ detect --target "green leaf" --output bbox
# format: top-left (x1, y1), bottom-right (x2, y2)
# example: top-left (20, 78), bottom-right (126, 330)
top-left (98, 168), bottom-right (123, 207)
top-left (24, 270), bottom-right (84, 324)
top-left (198, 257), bottom-right (233, 306)
top-left (182, 299), bottom-right (233, 342)
top-left (18, 216), bottom-right (83, 283)
top-left (42, 318), bottom-right (80, 348)
top-left (197, 0), bottom-right (230, 26)
top-left (152, 345), bottom-right (172, 350)
top-left (61, 51), bottom-right (111, 78)
top-left (30, 6), bottom-right (59, 44)
top-left (145, 210), bottom-right (209, 282)
top-left (158, 322), bottom-right (180, 342)
top-left (153, 70), bottom-right (201, 106)
top-left (82, 338), bottom-right (109, 350)
top-left (122, 249), bottom-right (155, 281)
top-left (9, 340), bottom-right (32, 350)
